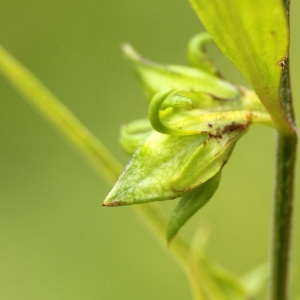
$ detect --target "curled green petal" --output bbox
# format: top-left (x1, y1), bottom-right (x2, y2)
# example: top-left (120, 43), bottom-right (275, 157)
top-left (149, 89), bottom-right (199, 136)
top-left (187, 32), bottom-right (218, 75)
top-left (149, 89), bottom-right (273, 136)
top-left (167, 171), bottom-right (221, 243)
top-left (122, 43), bottom-right (241, 100)
top-left (119, 118), bottom-right (153, 155)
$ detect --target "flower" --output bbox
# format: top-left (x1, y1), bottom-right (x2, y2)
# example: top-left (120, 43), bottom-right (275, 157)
top-left (103, 33), bottom-right (272, 241)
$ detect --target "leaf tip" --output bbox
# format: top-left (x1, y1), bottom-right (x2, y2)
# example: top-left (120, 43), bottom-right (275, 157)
top-left (166, 226), bottom-right (178, 245)
top-left (102, 198), bottom-right (126, 207)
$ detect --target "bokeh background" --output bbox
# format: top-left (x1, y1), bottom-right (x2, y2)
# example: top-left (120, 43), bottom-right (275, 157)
top-left (0, 1), bottom-right (299, 299)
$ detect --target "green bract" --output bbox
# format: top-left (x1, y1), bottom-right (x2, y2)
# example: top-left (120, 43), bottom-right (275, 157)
top-left (104, 33), bottom-right (273, 241)
top-left (104, 131), bottom-right (211, 205)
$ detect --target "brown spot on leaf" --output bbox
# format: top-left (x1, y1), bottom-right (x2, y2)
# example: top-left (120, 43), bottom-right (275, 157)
top-left (222, 121), bottom-right (249, 135)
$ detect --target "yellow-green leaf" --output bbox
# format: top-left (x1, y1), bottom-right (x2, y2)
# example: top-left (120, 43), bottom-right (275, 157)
top-left (190, 0), bottom-right (289, 132)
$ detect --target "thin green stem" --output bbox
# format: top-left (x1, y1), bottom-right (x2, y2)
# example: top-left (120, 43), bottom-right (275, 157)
top-left (0, 44), bottom-right (189, 272)
top-left (0, 45), bottom-right (122, 183)
top-left (269, 1), bottom-right (298, 298)
top-left (270, 133), bottom-right (297, 300)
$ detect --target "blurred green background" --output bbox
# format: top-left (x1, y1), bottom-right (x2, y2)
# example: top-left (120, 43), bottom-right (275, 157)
top-left (0, 1), bottom-right (299, 299)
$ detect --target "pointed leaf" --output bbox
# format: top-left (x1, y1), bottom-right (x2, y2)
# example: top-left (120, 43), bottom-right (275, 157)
top-left (167, 171), bottom-right (221, 243)
top-left (190, 0), bottom-right (289, 131)
top-left (122, 43), bottom-right (241, 100)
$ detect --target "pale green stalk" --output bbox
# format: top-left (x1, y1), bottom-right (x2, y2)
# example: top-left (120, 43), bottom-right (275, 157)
top-left (0, 45), bottom-right (189, 273)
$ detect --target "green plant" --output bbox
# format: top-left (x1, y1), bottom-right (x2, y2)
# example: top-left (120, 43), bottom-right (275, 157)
top-left (0, 0), bottom-right (297, 299)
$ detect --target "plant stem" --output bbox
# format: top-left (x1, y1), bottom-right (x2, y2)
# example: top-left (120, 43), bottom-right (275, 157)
top-left (271, 132), bottom-right (297, 300)
top-left (0, 44), bottom-right (189, 272)
top-left (0, 45), bottom-right (122, 183)
top-left (270, 1), bottom-right (297, 298)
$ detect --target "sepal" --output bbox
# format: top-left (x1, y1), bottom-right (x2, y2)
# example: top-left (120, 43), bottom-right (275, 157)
top-left (122, 43), bottom-right (240, 100)
top-left (103, 132), bottom-right (210, 206)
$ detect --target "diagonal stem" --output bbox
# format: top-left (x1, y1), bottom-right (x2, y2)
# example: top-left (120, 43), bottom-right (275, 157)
top-left (0, 44), bottom-right (189, 273)
top-left (271, 132), bottom-right (297, 300)
top-left (0, 45), bottom-right (123, 183)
